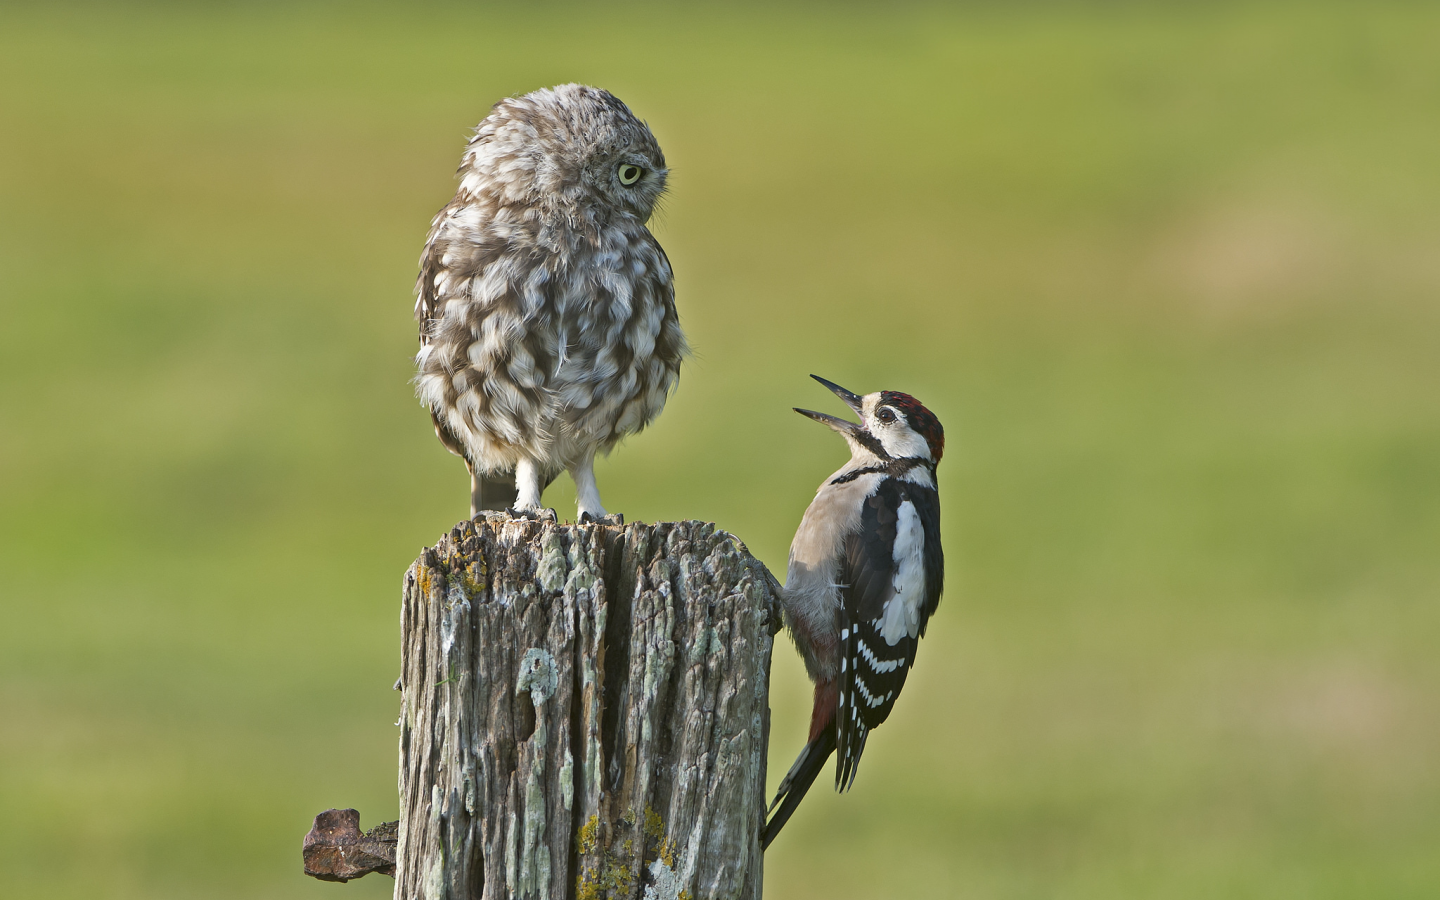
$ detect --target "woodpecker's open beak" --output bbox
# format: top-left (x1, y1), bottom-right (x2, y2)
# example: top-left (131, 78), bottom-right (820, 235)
top-left (794, 375), bottom-right (865, 436)
top-left (810, 374), bottom-right (864, 415)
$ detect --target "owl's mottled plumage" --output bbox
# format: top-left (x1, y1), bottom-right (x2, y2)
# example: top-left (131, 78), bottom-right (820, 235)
top-left (415, 84), bottom-right (688, 519)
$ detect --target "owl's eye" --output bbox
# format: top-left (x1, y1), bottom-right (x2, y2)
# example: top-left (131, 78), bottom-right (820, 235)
top-left (618, 164), bottom-right (644, 185)
top-left (877, 407), bottom-right (898, 425)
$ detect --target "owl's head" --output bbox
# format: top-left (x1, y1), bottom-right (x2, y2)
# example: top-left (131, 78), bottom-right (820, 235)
top-left (461, 84), bottom-right (668, 224)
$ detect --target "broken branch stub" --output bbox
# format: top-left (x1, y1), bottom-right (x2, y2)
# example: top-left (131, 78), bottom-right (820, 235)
top-left (303, 808), bottom-right (397, 882)
top-left (396, 515), bottom-right (782, 900)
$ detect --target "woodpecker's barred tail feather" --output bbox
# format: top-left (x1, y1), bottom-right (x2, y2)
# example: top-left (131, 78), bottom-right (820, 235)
top-left (765, 376), bottom-right (945, 849)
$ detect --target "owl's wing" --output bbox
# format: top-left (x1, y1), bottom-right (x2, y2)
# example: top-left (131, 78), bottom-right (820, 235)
top-left (414, 199), bottom-right (464, 346)
top-left (415, 198), bottom-right (490, 461)
top-left (633, 232), bottom-right (689, 379)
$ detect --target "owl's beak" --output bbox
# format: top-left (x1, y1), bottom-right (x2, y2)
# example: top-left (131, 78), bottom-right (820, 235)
top-left (795, 374), bottom-right (865, 435)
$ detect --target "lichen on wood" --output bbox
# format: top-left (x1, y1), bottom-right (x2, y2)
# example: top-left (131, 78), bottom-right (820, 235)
top-left (395, 514), bottom-right (781, 900)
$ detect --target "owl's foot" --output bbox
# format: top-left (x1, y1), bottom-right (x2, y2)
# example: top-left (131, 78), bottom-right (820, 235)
top-left (506, 506), bottom-right (558, 523)
top-left (570, 453), bottom-right (612, 524)
top-left (578, 511), bottom-right (624, 527)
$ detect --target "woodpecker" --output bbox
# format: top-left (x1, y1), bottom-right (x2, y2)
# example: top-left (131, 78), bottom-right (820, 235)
top-left (763, 375), bottom-right (945, 850)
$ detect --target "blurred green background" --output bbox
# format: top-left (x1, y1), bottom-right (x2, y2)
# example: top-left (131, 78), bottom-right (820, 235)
top-left (2, 2), bottom-right (1438, 898)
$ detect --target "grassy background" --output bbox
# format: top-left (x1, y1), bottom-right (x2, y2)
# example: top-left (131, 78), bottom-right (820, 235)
top-left (2, 2), bottom-right (1438, 897)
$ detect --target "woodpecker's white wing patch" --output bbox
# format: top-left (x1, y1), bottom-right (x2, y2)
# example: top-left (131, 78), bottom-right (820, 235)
top-left (879, 500), bottom-right (926, 645)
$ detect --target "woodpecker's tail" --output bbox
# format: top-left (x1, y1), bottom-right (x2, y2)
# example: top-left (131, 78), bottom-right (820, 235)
top-left (761, 725), bottom-right (836, 850)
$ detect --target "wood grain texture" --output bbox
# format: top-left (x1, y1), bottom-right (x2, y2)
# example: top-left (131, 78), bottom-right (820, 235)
top-left (396, 514), bottom-right (782, 900)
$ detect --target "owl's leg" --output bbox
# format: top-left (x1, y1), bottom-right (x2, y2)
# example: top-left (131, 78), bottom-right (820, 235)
top-left (570, 452), bottom-right (607, 521)
top-left (513, 458), bottom-right (545, 511)
top-left (469, 466), bottom-right (518, 518)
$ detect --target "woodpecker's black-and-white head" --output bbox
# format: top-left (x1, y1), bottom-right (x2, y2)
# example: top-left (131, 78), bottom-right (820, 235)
top-left (795, 375), bottom-right (945, 467)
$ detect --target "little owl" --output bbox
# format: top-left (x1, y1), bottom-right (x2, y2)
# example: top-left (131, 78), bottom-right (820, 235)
top-left (414, 84), bottom-right (688, 521)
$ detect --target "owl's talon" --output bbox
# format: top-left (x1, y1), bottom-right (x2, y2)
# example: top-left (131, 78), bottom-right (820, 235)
top-left (579, 512), bottom-right (623, 526)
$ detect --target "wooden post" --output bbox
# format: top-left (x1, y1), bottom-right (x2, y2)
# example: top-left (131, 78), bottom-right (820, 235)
top-left (394, 514), bottom-right (782, 900)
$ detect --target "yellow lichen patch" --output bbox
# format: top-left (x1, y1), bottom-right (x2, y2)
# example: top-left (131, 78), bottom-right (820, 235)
top-left (575, 807), bottom-right (688, 899)
top-left (643, 806), bottom-right (664, 840)
top-left (604, 861), bottom-right (634, 894)
top-left (576, 815), bottom-right (599, 856)
top-left (644, 806), bottom-right (683, 873)
top-left (460, 559), bottom-right (486, 595)
top-left (576, 858), bottom-right (634, 900)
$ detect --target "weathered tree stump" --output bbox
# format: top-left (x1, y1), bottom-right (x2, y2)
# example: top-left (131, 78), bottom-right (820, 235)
top-left (394, 514), bottom-right (782, 900)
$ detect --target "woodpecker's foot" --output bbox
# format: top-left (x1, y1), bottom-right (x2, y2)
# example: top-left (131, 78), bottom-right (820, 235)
top-left (578, 511), bottom-right (624, 526)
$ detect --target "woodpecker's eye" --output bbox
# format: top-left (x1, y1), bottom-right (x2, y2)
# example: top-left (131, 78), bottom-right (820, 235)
top-left (618, 164), bottom-right (643, 185)
top-left (877, 407), bottom-right (898, 425)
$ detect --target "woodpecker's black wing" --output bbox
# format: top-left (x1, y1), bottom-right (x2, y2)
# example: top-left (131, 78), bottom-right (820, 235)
top-left (911, 482), bottom-right (945, 633)
top-left (834, 475), bottom-right (943, 791)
